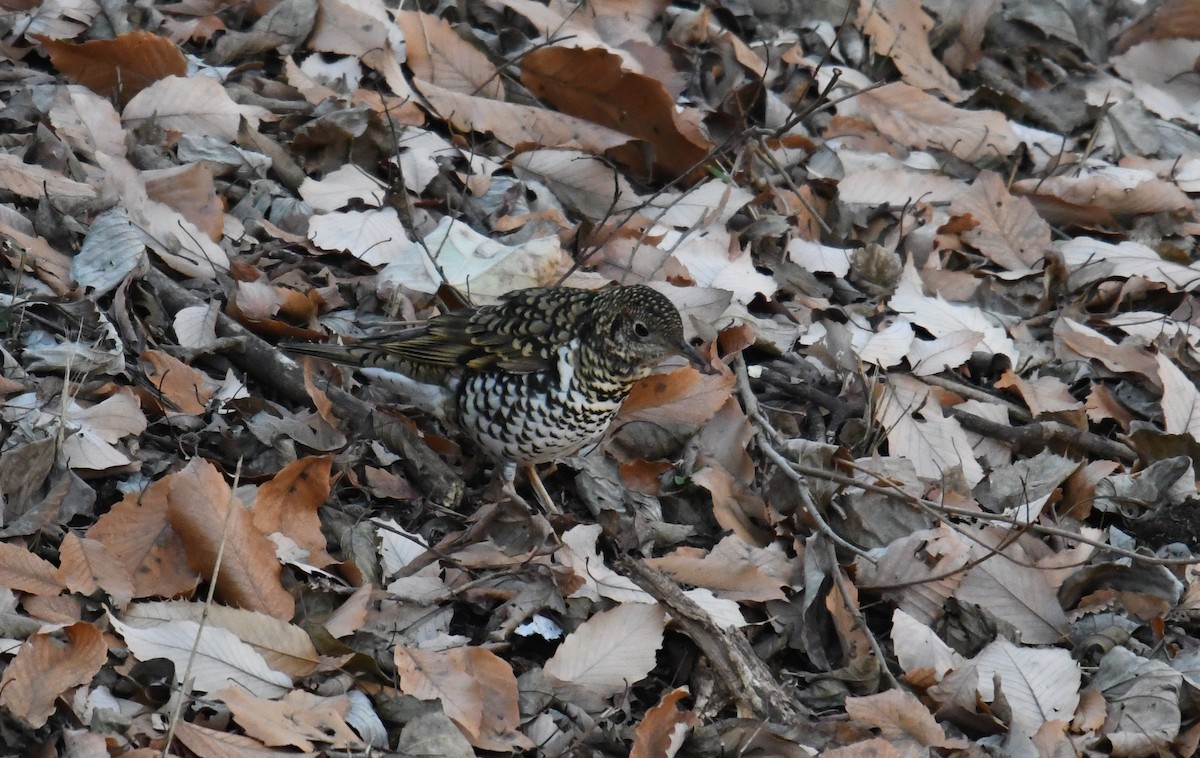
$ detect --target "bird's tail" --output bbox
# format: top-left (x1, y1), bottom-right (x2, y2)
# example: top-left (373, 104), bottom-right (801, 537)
top-left (282, 340), bottom-right (454, 418)
top-left (281, 339), bottom-right (380, 368)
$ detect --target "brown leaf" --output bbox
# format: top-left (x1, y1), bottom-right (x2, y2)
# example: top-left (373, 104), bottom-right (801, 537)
top-left (630, 687), bottom-right (699, 758)
top-left (143, 163), bottom-right (223, 242)
top-left (647, 535), bottom-right (790, 602)
top-left (838, 168), bottom-right (967, 207)
top-left (856, 526), bottom-right (970, 626)
top-left (957, 537), bottom-right (1070, 645)
top-left (209, 0), bottom-right (316, 64)
top-left (1013, 169), bottom-right (1190, 217)
top-left (364, 466), bottom-right (419, 501)
top-left (393, 646), bottom-right (531, 751)
top-left (322, 583), bottom-right (371, 639)
top-left (520, 46), bottom-right (713, 180)
top-left (859, 0), bottom-right (965, 101)
top-left (1114, 0), bottom-right (1200, 52)
top-left (543, 603), bottom-right (666, 703)
top-left (851, 82), bottom-right (1020, 162)
top-left (618, 458), bottom-right (672, 495)
top-left (0, 437), bottom-right (56, 526)
top-left (23, 595), bottom-right (81, 625)
top-left (302, 358), bottom-right (341, 427)
top-left (1054, 318), bottom-right (1160, 390)
top-left (166, 459), bottom-right (295, 620)
top-left (1085, 385), bottom-right (1135, 431)
top-left (252, 456), bottom-right (335, 568)
top-left (121, 601), bottom-right (319, 679)
top-left (845, 688), bottom-right (957, 749)
top-left (951, 171), bottom-right (1051, 272)
top-left (0, 153), bottom-right (98, 202)
top-left (826, 569), bottom-right (872, 665)
top-left (1074, 688), bottom-right (1108, 732)
top-left (994, 370), bottom-right (1084, 416)
top-left (1060, 459), bottom-right (1121, 520)
top-left (396, 11), bottom-right (503, 99)
top-left (306, 0), bottom-right (412, 97)
top-left (85, 477), bottom-right (200, 600)
top-left (35, 30), bottom-right (186, 105)
top-left (620, 363), bottom-right (733, 427)
top-left (172, 720), bottom-right (291, 757)
top-left (217, 688), bottom-right (363, 751)
top-left (55, 533), bottom-right (135, 609)
top-left (690, 396), bottom-right (756, 483)
top-left (415, 77), bottom-right (635, 156)
top-left (0, 540), bottom-right (64, 596)
top-left (821, 738), bottom-right (910, 757)
top-left (691, 465), bottom-right (774, 547)
top-left (0, 622), bottom-right (106, 728)
top-left (139, 349), bottom-right (213, 415)
top-left (123, 75), bottom-right (258, 142)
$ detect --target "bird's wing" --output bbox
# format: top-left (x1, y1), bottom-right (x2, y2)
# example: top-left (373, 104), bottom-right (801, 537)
top-left (365, 288), bottom-right (597, 374)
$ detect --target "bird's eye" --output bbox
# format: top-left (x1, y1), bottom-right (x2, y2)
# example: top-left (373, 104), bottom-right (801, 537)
top-left (633, 321), bottom-right (650, 338)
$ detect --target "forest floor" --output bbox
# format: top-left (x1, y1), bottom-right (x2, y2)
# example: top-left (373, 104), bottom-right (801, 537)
top-left (1, 0), bottom-right (1199, 755)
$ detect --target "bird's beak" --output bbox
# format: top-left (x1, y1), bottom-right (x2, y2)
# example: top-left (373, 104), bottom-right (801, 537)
top-left (676, 339), bottom-right (718, 375)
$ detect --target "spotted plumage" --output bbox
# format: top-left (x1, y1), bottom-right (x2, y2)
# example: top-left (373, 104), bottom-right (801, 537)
top-left (286, 285), bottom-right (712, 507)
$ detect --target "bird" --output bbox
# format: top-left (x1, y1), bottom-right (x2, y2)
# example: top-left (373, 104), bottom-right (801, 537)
top-left (285, 284), bottom-right (714, 513)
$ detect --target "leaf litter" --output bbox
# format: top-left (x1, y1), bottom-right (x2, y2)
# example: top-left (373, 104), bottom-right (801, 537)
top-left (1, 0), bottom-right (1200, 754)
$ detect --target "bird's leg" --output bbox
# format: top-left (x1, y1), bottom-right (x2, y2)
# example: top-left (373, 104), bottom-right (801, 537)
top-left (524, 464), bottom-right (560, 515)
top-left (497, 461), bottom-right (560, 515)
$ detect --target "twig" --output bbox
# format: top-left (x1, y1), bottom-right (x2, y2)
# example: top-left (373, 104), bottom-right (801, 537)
top-left (909, 374), bottom-right (1029, 419)
top-left (946, 408), bottom-right (1137, 465)
top-left (823, 539), bottom-right (900, 689)
top-left (733, 356), bottom-right (873, 560)
top-left (614, 554), bottom-right (813, 727)
top-left (789, 460), bottom-right (1200, 567)
top-left (767, 367), bottom-right (1138, 465)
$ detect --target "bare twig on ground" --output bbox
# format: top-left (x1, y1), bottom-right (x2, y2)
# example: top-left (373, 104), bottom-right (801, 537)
top-left (761, 366), bottom-right (1138, 465)
top-left (615, 554), bottom-right (813, 728)
top-left (734, 356), bottom-right (873, 560)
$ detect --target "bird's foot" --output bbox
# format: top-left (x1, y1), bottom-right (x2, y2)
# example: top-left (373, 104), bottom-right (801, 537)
top-left (495, 461), bottom-right (561, 515)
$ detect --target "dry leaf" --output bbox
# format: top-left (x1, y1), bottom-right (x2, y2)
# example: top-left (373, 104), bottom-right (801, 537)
top-left (951, 171), bottom-right (1050, 272)
top-left (252, 456), bottom-right (335, 569)
top-left (376, 217), bottom-right (568, 299)
top-left (0, 540), bottom-right (65, 596)
top-left (140, 349), bottom-right (213, 415)
top-left (123, 75), bottom-right (266, 141)
top-left (396, 10), bottom-right (503, 99)
top-left (520, 45), bottom-right (712, 179)
top-left (876, 374), bottom-right (985, 488)
top-left (557, 524), bottom-right (652, 603)
top-left (216, 688), bottom-right (364, 751)
top-left (630, 687), bottom-right (698, 758)
top-left (122, 600), bottom-right (319, 679)
top-left (36, 30), bottom-right (185, 104)
top-left (165, 459), bottom-right (295, 620)
top-left (858, 0), bottom-right (964, 102)
top-left (845, 688), bottom-right (958, 749)
top-left (544, 602), bottom-right (666, 703)
top-left (393, 646), bottom-right (531, 751)
top-left (55, 533), bottom-right (135, 609)
top-left (85, 476), bottom-right (199, 599)
top-left (0, 622), bottom-right (106, 728)
top-left (848, 82), bottom-right (1020, 162)
top-left (109, 611), bottom-right (292, 697)
top-left (972, 638), bottom-right (1081, 738)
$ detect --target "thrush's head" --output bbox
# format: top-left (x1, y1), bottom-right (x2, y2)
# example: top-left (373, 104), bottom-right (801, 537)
top-left (590, 285), bottom-right (709, 383)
